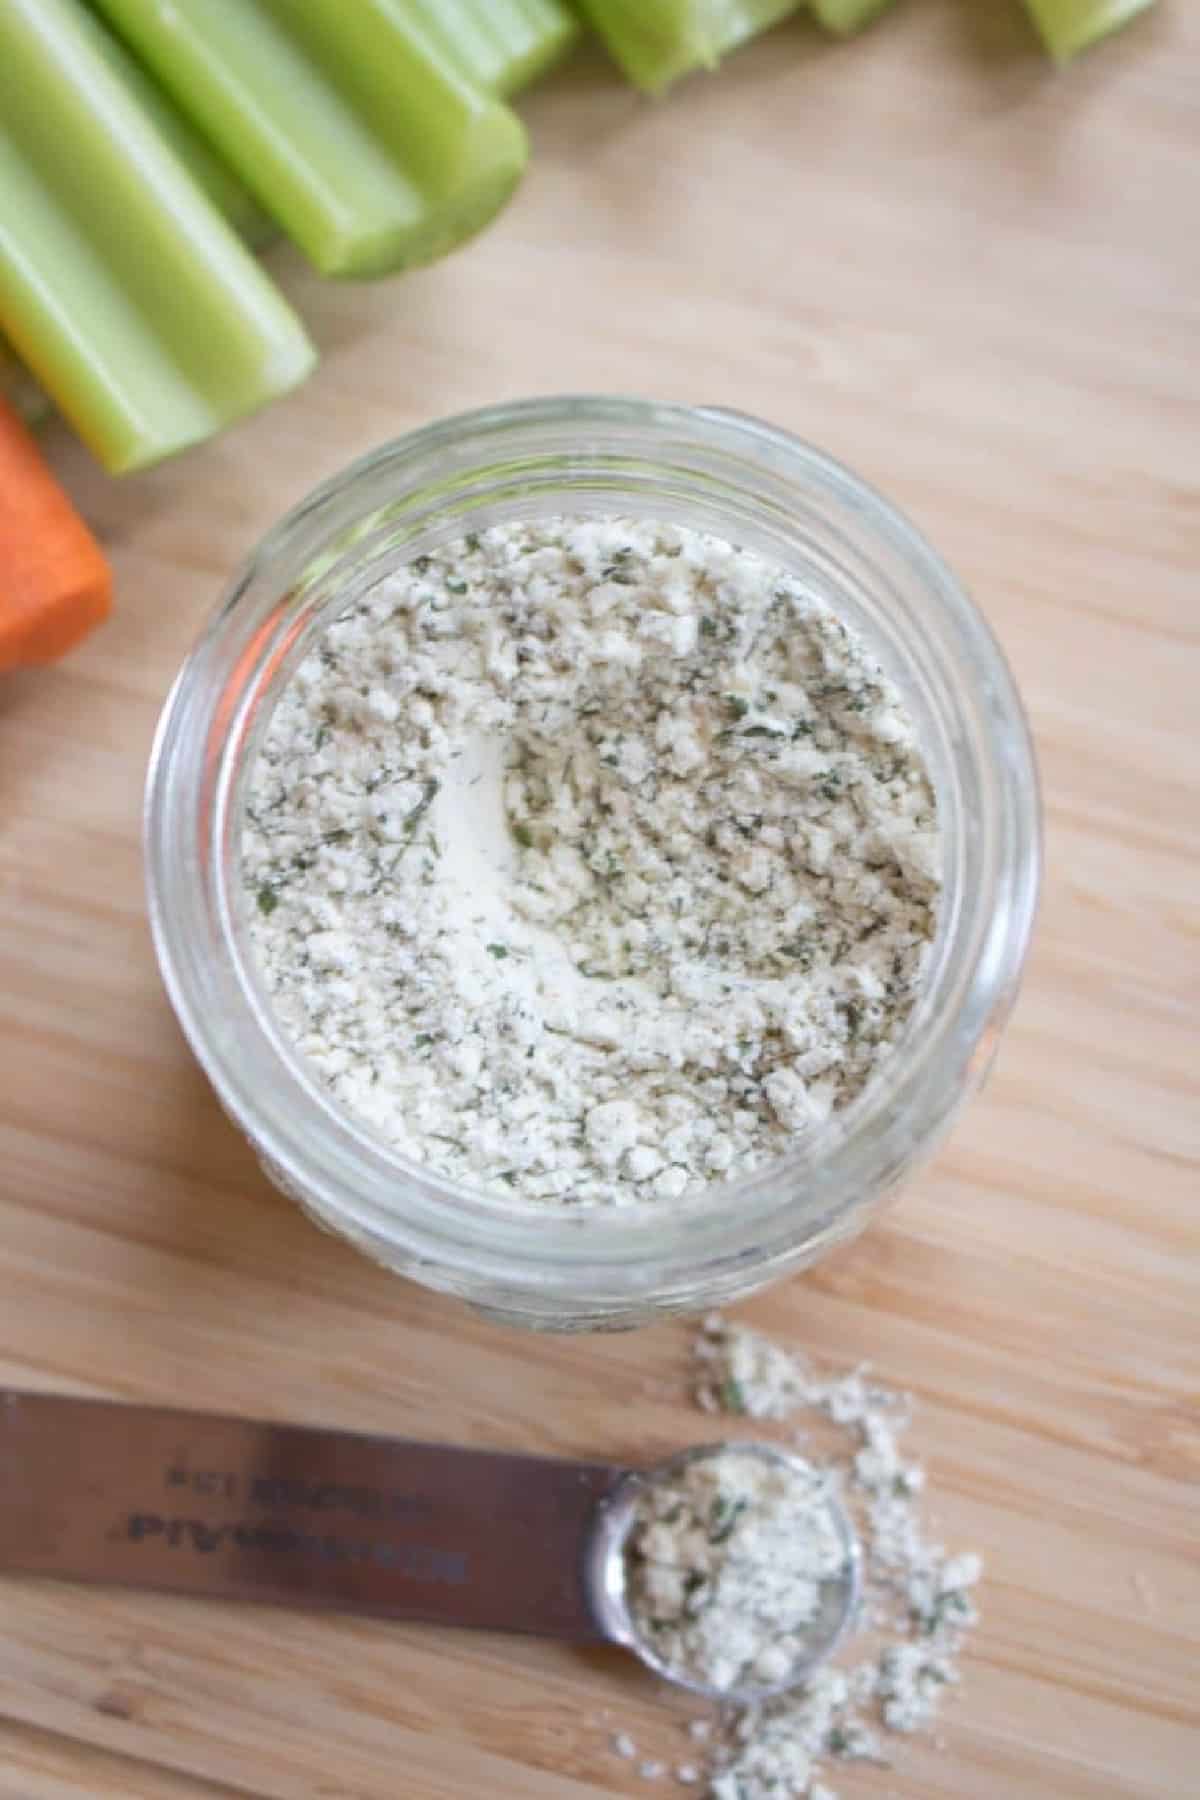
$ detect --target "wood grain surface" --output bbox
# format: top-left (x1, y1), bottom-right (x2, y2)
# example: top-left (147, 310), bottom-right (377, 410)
top-left (1, 3), bottom-right (1196, 1796)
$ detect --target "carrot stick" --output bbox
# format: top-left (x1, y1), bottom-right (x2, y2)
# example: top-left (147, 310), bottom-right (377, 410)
top-left (0, 394), bottom-right (112, 672)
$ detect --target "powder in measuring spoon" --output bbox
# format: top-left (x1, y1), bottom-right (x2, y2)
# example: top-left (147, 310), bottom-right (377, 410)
top-left (242, 518), bottom-right (940, 1204)
top-left (624, 1448), bottom-right (850, 1694)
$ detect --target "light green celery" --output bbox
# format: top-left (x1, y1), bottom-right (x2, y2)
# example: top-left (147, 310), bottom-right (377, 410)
top-left (811, 0), bottom-right (896, 35)
top-left (707, 1), bottom-right (802, 55)
top-left (275, 0), bottom-right (530, 261)
top-left (574, 0), bottom-right (798, 93)
top-left (0, 0), bottom-right (316, 473)
top-left (403, 0), bottom-right (579, 96)
top-left (570, 0), bottom-right (711, 91)
top-left (76, 0), bottom-right (275, 245)
top-left (91, 0), bottom-right (529, 278)
top-left (1021, 0), bottom-right (1155, 60)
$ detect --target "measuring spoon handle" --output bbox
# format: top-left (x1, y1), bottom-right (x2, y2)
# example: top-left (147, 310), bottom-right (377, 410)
top-left (0, 1389), bottom-right (622, 1640)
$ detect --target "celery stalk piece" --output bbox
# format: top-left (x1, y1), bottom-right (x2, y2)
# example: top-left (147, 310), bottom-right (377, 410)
top-left (90, 0), bottom-right (529, 278)
top-left (707, 1), bottom-right (803, 56)
top-left (273, 0), bottom-right (531, 266)
top-left (75, 0), bottom-right (275, 246)
top-left (402, 0), bottom-right (580, 96)
top-left (1021, 0), bottom-right (1155, 60)
top-left (573, 0), bottom-right (798, 94)
top-left (0, 0), bottom-right (316, 473)
top-left (811, 0), bottom-right (896, 34)
top-left (571, 1), bottom-right (715, 92)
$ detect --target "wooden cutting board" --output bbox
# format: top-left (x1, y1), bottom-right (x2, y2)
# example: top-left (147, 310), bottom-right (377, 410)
top-left (0, 4), bottom-right (1195, 1796)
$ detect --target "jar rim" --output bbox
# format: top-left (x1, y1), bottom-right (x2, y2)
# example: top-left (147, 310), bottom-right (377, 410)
top-left (146, 396), bottom-right (1041, 1310)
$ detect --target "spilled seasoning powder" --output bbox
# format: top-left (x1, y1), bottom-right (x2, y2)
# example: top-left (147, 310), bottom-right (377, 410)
top-left (698, 1315), bottom-right (982, 1797)
top-left (608, 1314), bottom-right (983, 1797)
top-left (242, 518), bottom-right (939, 1205)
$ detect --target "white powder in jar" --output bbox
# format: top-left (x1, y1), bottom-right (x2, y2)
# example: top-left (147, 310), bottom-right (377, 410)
top-left (242, 518), bottom-right (940, 1205)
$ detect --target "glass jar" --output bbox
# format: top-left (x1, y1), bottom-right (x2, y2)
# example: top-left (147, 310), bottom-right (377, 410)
top-left (145, 397), bottom-right (1040, 1332)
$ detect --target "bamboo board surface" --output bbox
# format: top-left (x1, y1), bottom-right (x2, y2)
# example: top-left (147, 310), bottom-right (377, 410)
top-left (0, 4), bottom-right (1196, 1796)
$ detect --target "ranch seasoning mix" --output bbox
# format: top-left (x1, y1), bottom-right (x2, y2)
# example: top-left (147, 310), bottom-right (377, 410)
top-left (242, 517), bottom-right (940, 1203)
top-left (607, 1312), bottom-right (984, 1798)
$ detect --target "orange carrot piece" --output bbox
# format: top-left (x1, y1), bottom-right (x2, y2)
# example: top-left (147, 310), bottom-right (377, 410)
top-left (0, 395), bottom-right (112, 673)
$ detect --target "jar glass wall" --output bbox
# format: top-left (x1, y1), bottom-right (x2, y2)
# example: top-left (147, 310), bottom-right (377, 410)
top-left (145, 397), bottom-right (1040, 1331)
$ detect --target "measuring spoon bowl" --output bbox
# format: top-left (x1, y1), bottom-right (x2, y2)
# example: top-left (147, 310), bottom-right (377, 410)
top-left (587, 1440), bottom-right (861, 1705)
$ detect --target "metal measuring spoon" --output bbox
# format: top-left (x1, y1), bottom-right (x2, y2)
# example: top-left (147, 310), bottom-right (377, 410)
top-left (0, 1391), bottom-right (858, 1704)
top-left (592, 1440), bottom-right (861, 1704)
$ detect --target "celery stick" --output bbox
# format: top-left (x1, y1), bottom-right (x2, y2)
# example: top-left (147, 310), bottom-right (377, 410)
top-left (1022, 0), bottom-right (1155, 60)
top-left (76, 0), bottom-right (275, 246)
top-left (707, 1), bottom-right (802, 55)
top-left (403, 0), bottom-right (579, 96)
top-left (574, 0), bottom-right (798, 93)
top-left (274, 0), bottom-right (530, 262)
top-left (811, 0), bottom-right (896, 34)
top-left (569, 1), bottom-right (709, 92)
top-left (0, 0), bottom-right (315, 473)
top-left (91, 0), bottom-right (529, 278)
